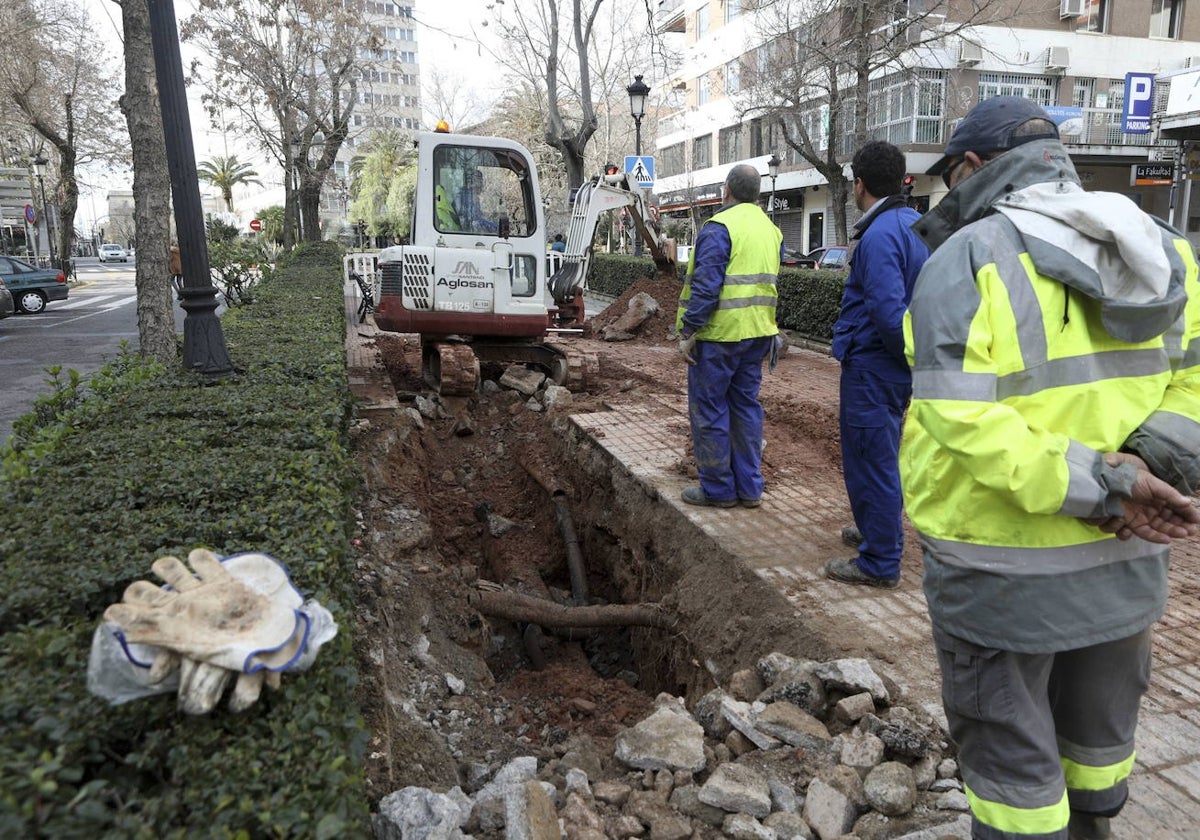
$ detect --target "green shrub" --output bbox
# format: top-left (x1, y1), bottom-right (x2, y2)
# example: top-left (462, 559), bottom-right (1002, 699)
top-left (0, 245), bottom-right (370, 837)
top-left (776, 267), bottom-right (847, 341)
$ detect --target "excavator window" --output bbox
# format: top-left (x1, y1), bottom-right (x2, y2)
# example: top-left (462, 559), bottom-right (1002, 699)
top-left (432, 145), bottom-right (537, 238)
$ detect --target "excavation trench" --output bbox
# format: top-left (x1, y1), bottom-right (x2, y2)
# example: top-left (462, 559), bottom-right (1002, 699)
top-left (351, 331), bottom-right (842, 806)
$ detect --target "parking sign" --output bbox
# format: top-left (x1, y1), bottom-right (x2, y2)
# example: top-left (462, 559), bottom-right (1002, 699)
top-left (1123, 73), bottom-right (1154, 134)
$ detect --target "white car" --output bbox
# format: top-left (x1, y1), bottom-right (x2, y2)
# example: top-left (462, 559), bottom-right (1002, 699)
top-left (99, 243), bottom-right (129, 263)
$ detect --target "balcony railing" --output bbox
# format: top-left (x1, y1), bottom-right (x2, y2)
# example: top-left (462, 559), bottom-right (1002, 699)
top-left (1064, 107), bottom-right (1168, 149)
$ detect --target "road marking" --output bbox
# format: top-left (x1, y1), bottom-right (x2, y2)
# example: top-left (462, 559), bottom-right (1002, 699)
top-left (43, 295), bottom-right (137, 327)
top-left (55, 294), bottom-right (124, 310)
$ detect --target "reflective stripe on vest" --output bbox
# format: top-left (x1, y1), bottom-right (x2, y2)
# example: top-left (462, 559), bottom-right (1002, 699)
top-left (676, 203), bottom-right (780, 341)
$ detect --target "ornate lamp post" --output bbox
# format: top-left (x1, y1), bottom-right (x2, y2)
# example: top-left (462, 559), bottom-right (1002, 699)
top-left (30, 154), bottom-right (56, 267)
top-left (767, 152), bottom-right (781, 222)
top-left (626, 74), bottom-right (650, 256)
top-left (146, 0), bottom-right (232, 375)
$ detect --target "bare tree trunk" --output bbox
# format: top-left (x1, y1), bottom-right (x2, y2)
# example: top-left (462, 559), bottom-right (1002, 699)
top-left (119, 0), bottom-right (177, 363)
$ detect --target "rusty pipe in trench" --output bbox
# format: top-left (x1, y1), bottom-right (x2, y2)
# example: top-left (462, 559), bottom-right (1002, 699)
top-left (520, 456), bottom-right (590, 606)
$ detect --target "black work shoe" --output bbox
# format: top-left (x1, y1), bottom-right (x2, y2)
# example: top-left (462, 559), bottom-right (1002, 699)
top-left (824, 557), bottom-right (899, 589)
top-left (681, 487), bottom-right (736, 508)
top-left (1068, 812), bottom-right (1112, 840)
top-left (738, 497), bottom-right (761, 508)
top-left (841, 525), bottom-right (863, 547)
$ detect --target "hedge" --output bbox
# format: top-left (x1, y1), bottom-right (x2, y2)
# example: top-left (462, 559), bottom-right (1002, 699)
top-left (0, 241), bottom-right (370, 838)
top-left (588, 252), bottom-right (847, 341)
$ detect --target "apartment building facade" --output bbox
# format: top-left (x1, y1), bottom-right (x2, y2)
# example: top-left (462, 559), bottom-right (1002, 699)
top-left (653, 0), bottom-right (1200, 254)
top-left (316, 0), bottom-right (424, 236)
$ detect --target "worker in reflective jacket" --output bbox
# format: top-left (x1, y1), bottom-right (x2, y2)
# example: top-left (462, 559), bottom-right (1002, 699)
top-left (675, 163), bottom-right (783, 509)
top-left (904, 96), bottom-right (1200, 840)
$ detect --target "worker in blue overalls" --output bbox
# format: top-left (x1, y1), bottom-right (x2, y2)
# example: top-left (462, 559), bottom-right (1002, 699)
top-left (675, 163), bottom-right (783, 509)
top-left (825, 140), bottom-right (929, 588)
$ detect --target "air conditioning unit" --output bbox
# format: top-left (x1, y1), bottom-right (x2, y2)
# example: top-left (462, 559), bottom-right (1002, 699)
top-left (1059, 0), bottom-right (1085, 17)
top-left (958, 41), bottom-right (983, 66)
top-left (1044, 46), bottom-right (1069, 72)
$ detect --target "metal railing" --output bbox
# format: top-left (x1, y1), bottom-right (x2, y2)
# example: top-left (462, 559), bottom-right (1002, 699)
top-left (1064, 106), bottom-right (1167, 149)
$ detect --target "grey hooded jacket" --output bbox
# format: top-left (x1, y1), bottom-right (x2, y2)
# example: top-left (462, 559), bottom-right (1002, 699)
top-left (904, 138), bottom-right (1200, 651)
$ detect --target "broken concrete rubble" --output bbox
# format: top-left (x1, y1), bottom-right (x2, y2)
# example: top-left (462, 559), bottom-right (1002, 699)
top-left (600, 292), bottom-right (659, 341)
top-left (372, 652), bottom-right (967, 840)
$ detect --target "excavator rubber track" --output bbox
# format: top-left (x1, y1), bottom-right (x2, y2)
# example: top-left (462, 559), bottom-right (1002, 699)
top-left (423, 342), bottom-right (480, 396)
top-left (547, 342), bottom-right (599, 390)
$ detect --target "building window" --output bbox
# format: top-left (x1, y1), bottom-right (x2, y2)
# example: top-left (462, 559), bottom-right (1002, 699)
top-left (725, 60), bottom-right (740, 95)
top-left (698, 73), bottom-right (710, 106)
top-left (749, 118), bottom-right (763, 156)
top-left (719, 124), bottom-right (743, 164)
top-left (726, 0), bottom-right (740, 22)
top-left (1151, 0), bottom-right (1181, 37)
top-left (1073, 78), bottom-right (1094, 109)
top-left (978, 73), bottom-right (1057, 108)
top-left (696, 3), bottom-right (709, 39)
top-left (693, 134), bottom-right (712, 169)
top-left (1074, 0), bottom-right (1106, 33)
top-left (660, 142), bottom-right (685, 178)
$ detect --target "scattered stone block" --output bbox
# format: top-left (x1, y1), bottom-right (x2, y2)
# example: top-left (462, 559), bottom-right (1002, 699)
top-left (374, 785), bottom-right (470, 840)
top-left (500, 365), bottom-right (546, 396)
top-left (834, 692), bottom-right (875, 724)
top-left (863, 761), bottom-right (917, 816)
top-left (839, 731), bottom-right (886, 772)
top-left (614, 707), bottom-right (706, 773)
top-left (593, 780), bottom-right (632, 807)
top-left (722, 812), bottom-right (777, 839)
top-left (813, 658), bottom-right (889, 705)
top-left (756, 701), bottom-right (831, 747)
top-left (730, 668), bottom-right (765, 701)
top-left (697, 763), bottom-right (772, 819)
top-left (802, 778), bottom-right (856, 840)
top-left (764, 810), bottom-right (815, 839)
top-left (668, 784), bottom-right (727, 827)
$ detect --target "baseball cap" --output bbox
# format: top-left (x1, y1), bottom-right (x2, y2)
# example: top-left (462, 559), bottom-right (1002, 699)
top-left (926, 96), bottom-right (1060, 177)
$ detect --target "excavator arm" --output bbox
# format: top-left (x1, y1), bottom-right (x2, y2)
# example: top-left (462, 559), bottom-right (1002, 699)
top-left (548, 172), bottom-right (676, 315)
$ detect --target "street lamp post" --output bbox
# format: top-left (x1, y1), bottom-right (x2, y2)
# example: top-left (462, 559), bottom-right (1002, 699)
top-left (30, 154), bottom-right (56, 267)
top-left (146, 0), bottom-right (232, 375)
top-left (626, 74), bottom-right (650, 256)
top-left (767, 153), bottom-right (781, 223)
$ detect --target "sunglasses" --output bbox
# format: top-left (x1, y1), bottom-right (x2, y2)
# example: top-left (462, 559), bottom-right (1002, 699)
top-left (941, 157), bottom-right (965, 189)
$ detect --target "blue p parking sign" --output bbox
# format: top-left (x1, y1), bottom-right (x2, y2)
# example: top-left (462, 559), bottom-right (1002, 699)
top-left (1123, 73), bottom-right (1154, 134)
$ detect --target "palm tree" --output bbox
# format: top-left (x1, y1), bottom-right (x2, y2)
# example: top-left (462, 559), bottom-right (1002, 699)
top-left (197, 155), bottom-right (262, 213)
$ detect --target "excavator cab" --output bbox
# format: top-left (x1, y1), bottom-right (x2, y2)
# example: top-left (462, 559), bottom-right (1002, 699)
top-left (374, 132), bottom-right (550, 340)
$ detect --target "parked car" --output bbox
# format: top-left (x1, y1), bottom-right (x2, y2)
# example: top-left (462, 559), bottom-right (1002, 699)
top-left (783, 245), bottom-right (850, 271)
top-left (0, 255), bottom-right (69, 314)
top-left (0, 278), bottom-right (13, 319)
top-left (99, 243), bottom-right (129, 263)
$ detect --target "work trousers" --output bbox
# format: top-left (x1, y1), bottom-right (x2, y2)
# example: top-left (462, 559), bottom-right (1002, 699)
top-left (687, 336), bottom-right (772, 503)
top-left (838, 361), bottom-right (909, 578)
top-left (933, 626), bottom-right (1152, 840)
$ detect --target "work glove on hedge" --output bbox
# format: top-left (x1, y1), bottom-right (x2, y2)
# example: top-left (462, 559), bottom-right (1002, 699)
top-left (103, 549), bottom-right (310, 714)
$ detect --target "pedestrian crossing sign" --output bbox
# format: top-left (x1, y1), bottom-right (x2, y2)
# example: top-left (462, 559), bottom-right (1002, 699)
top-left (625, 156), bottom-right (655, 189)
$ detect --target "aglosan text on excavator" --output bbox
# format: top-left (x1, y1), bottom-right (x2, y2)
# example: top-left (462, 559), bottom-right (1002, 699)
top-left (372, 124), bottom-right (676, 395)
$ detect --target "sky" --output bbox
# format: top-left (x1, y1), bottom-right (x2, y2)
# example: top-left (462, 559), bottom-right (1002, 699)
top-left (76, 0), bottom-right (505, 230)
